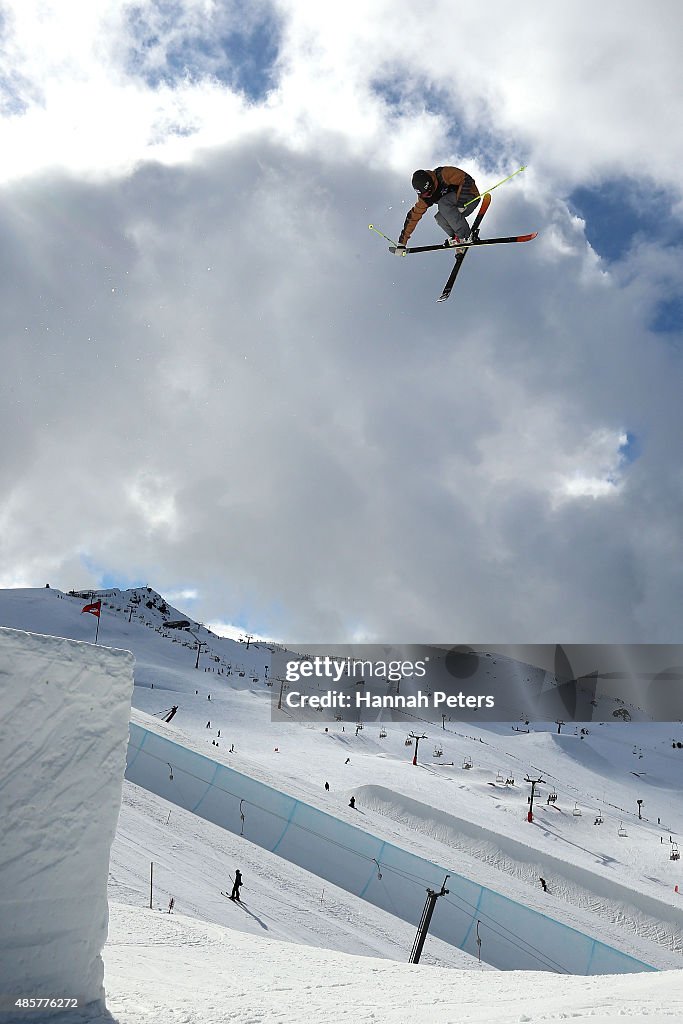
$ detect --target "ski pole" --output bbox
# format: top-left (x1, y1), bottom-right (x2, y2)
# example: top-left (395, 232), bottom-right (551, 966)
top-left (369, 223), bottom-right (398, 246)
top-left (462, 165), bottom-right (527, 208)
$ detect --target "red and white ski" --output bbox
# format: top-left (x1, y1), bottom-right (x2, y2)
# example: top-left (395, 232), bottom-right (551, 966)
top-left (390, 231), bottom-right (537, 255)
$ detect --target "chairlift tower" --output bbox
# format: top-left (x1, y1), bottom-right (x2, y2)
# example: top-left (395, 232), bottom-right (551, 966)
top-left (275, 677), bottom-right (287, 710)
top-left (409, 732), bottom-right (428, 766)
top-left (524, 774), bottom-right (545, 823)
top-left (409, 876), bottom-right (450, 964)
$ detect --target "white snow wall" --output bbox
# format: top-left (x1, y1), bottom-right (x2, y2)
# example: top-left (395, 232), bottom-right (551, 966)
top-left (0, 628), bottom-right (134, 1020)
top-left (126, 723), bottom-right (656, 975)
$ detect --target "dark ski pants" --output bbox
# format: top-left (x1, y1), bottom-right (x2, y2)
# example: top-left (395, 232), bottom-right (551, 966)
top-left (434, 190), bottom-right (480, 240)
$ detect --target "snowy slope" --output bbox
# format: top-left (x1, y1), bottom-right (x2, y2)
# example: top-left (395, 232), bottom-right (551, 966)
top-left (100, 904), bottom-right (683, 1024)
top-left (123, 709), bottom-right (676, 971)
top-left (1, 587), bottom-right (682, 1021)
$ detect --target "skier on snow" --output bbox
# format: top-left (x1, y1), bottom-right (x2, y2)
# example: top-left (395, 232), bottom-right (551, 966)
top-left (394, 167), bottom-right (480, 256)
top-left (230, 869), bottom-right (243, 901)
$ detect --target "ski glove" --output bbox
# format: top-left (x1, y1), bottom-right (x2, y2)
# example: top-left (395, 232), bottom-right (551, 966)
top-left (393, 244), bottom-right (407, 257)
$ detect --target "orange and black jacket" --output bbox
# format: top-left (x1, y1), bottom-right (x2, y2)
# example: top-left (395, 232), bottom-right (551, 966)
top-left (398, 167), bottom-right (478, 245)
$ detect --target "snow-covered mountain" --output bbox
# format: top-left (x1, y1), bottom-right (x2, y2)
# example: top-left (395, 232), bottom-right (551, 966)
top-left (1, 586), bottom-right (682, 1023)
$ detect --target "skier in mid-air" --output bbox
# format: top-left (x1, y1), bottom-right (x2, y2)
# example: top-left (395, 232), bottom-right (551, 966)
top-left (394, 167), bottom-right (480, 256)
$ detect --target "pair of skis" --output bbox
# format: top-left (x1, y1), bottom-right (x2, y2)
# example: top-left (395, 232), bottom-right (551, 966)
top-left (389, 193), bottom-right (537, 302)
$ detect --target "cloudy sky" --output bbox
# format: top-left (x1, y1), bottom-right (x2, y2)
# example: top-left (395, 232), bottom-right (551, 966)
top-left (1, 0), bottom-right (682, 643)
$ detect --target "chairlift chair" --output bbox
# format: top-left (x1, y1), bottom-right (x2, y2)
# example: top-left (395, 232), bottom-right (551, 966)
top-left (379, 728), bottom-right (387, 739)
top-left (594, 810), bottom-right (604, 824)
top-left (434, 746), bottom-right (443, 757)
top-left (671, 842), bottom-right (680, 861)
top-left (462, 755), bottom-right (473, 769)
top-left (495, 770), bottom-right (504, 783)
top-left (573, 803), bottom-right (582, 816)
top-left (618, 822), bottom-right (628, 837)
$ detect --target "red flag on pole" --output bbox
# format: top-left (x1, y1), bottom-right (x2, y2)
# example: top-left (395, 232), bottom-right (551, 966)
top-left (82, 599), bottom-right (102, 643)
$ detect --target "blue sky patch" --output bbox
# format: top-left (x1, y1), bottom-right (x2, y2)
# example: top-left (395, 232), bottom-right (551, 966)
top-left (650, 295), bottom-right (683, 335)
top-left (0, 9), bottom-right (31, 115)
top-left (568, 179), bottom-right (681, 262)
top-left (618, 431), bottom-right (640, 466)
top-left (99, 571), bottom-right (148, 591)
top-left (124, 2), bottom-right (281, 102)
top-left (79, 554), bottom-right (146, 592)
top-left (220, 17), bottom-right (280, 102)
top-left (0, 70), bottom-right (30, 116)
top-left (371, 75), bottom-right (514, 169)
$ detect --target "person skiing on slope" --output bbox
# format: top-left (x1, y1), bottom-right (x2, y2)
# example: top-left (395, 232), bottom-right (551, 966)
top-left (394, 167), bottom-right (480, 256)
top-left (230, 869), bottom-right (243, 901)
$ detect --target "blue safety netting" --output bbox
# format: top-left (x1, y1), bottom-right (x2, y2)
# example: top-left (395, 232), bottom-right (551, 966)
top-left (126, 723), bottom-right (656, 975)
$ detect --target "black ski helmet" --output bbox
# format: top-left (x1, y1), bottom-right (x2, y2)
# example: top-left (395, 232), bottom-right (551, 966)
top-left (412, 169), bottom-right (433, 195)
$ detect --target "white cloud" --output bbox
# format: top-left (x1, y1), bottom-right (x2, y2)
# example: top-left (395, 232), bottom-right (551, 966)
top-left (1, 1), bottom-right (683, 643)
top-left (3, 2), bottom-right (683, 191)
top-left (125, 472), bottom-right (179, 533)
top-left (206, 620), bottom-right (274, 642)
top-left (554, 430), bottom-right (630, 503)
top-left (560, 476), bottom-right (618, 499)
top-left (165, 588), bottom-right (199, 604)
